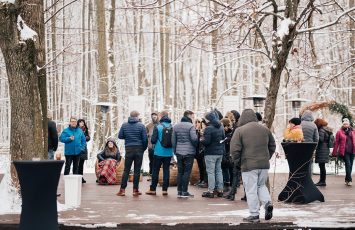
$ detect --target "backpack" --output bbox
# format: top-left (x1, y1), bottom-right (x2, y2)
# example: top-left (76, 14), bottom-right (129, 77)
top-left (160, 124), bottom-right (173, 148)
top-left (327, 131), bottom-right (335, 148)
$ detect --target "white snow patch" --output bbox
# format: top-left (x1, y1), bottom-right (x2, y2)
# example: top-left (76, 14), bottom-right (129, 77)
top-left (0, 155), bottom-right (21, 215)
top-left (63, 223), bottom-right (118, 228)
top-left (295, 220), bottom-right (355, 228)
top-left (17, 15), bottom-right (38, 42)
top-left (57, 201), bottom-right (75, 212)
top-left (277, 18), bottom-right (294, 40)
top-left (0, 0), bottom-right (15, 3)
top-left (164, 223), bottom-right (178, 226)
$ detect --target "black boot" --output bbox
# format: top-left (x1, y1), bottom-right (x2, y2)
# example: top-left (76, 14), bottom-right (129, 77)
top-left (315, 181), bottom-right (326, 186)
top-left (82, 178), bottom-right (86, 184)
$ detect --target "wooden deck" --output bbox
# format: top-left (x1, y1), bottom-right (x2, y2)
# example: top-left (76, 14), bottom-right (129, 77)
top-left (0, 172), bottom-right (355, 229)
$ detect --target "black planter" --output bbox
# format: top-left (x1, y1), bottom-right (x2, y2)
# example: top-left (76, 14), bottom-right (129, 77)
top-left (14, 160), bottom-right (64, 230)
top-left (278, 142), bottom-right (324, 204)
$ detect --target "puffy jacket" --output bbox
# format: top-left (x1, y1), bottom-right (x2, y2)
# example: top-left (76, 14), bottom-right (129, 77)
top-left (332, 128), bottom-right (355, 157)
top-left (118, 117), bottom-right (148, 149)
top-left (230, 109), bottom-right (276, 172)
top-left (172, 117), bottom-right (198, 156)
top-left (151, 116), bottom-right (174, 157)
top-left (315, 126), bottom-right (331, 163)
top-left (59, 126), bottom-right (86, 155)
top-left (201, 111), bottom-right (225, 155)
top-left (301, 111), bottom-right (319, 142)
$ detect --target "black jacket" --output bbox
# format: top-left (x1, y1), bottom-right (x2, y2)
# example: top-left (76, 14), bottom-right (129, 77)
top-left (315, 126), bottom-right (331, 163)
top-left (97, 139), bottom-right (121, 162)
top-left (201, 111), bottom-right (225, 155)
top-left (48, 120), bottom-right (58, 151)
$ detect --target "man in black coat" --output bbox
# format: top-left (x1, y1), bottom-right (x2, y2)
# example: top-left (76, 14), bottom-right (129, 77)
top-left (48, 112), bottom-right (58, 160)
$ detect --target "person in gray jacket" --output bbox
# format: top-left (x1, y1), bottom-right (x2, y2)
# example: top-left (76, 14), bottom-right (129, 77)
top-left (230, 109), bottom-right (276, 223)
top-left (301, 110), bottom-right (319, 143)
top-left (172, 110), bottom-right (198, 198)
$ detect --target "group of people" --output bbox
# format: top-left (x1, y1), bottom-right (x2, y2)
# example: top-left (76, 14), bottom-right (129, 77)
top-left (48, 108), bottom-right (355, 224)
top-left (284, 110), bottom-right (354, 187)
top-left (110, 108), bottom-right (275, 223)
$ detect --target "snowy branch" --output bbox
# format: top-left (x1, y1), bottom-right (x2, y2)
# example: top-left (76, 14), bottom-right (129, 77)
top-left (297, 6), bottom-right (355, 33)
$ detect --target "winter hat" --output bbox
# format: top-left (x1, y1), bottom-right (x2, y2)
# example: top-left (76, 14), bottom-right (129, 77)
top-left (342, 118), bottom-right (350, 125)
top-left (289, 117), bottom-right (301, 126)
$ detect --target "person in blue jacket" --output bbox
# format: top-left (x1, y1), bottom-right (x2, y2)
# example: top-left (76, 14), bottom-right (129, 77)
top-left (60, 116), bottom-right (86, 175)
top-left (146, 110), bottom-right (173, 196)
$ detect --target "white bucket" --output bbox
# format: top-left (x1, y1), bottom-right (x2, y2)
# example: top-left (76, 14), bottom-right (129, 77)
top-left (64, 175), bottom-right (82, 207)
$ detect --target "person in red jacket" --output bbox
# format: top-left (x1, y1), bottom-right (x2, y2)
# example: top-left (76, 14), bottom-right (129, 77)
top-left (332, 118), bottom-right (355, 186)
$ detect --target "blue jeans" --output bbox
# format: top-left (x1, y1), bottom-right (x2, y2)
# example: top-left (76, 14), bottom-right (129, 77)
top-left (151, 155), bottom-right (171, 191)
top-left (205, 155), bottom-right (223, 192)
top-left (176, 154), bottom-right (194, 193)
top-left (48, 149), bottom-right (54, 160)
top-left (120, 146), bottom-right (144, 190)
top-left (344, 152), bottom-right (354, 182)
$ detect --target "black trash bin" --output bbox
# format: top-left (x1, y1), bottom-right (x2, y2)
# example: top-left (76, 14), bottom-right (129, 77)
top-left (278, 142), bottom-right (324, 204)
top-left (14, 160), bottom-right (64, 230)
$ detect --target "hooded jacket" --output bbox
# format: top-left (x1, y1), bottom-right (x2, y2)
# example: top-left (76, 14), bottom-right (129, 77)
top-left (172, 116), bottom-right (198, 156)
top-left (301, 111), bottom-right (319, 143)
top-left (230, 109), bottom-right (276, 172)
top-left (118, 117), bottom-right (148, 149)
top-left (151, 116), bottom-right (174, 157)
top-left (146, 114), bottom-right (159, 150)
top-left (201, 111), bottom-right (225, 155)
top-left (97, 139), bottom-right (121, 162)
top-left (315, 126), bottom-right (331, 163)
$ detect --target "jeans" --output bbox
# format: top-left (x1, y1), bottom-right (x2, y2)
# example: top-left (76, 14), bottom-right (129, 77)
top-left (48, 149), bottom-right (54, 160)
top-left (318, 163), bottom-right (326, 182)
top-left (344, 152), bottom-right (354, 182)
top-left (242, 169), bottom-right (271, 216)
top-left (64, 155), bottom-right (80, 175)
top-left (148, 148), bottom-right (154, 175)
top-left (205, 155), bottom-right (223, 192)
top-left (176, 154), bottom-right (194, 193)
top-left (78, 159), bottom-right (85, 176)
top-left (120, 146), bottom-right (144, 190)
top-left (151, 155), bottom-right (171, 191)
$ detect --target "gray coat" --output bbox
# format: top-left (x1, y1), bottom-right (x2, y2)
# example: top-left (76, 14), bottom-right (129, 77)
top-left (301, 111), bottom-right (319, 143)
top-left (172, 121), bottom-right (198, 156)
top-left (230, 109), bottom-right (276, 172)
top-left (315, 126), bottom-right (331, 163)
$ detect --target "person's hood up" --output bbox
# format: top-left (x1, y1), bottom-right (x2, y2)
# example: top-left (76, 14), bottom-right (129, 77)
top-left (301, 110), bottom-right (314, 122)
top-left (181, 116), bottom-right (192, 123)
top-left (237, 109), bottom-right (258, 127)
top-left (214, 109), bottom-right (223, 120)
top-left (128, 117), bottom-right (139, 123)
top-left (231, 110), bottom-right (240, 123)
top-left (205, 111), bottom-right (221, 128)
top-left (105, 138), bottom-right (118, 149)
top-left (160, 115), bottom-right (171, 124)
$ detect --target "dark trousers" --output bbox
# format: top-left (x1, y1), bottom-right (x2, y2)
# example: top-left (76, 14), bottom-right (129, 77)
top-left (78, 159), bottom-right (85, 176)
top-left (318, 163), bottom-right (326, 182)
top-left (344, 152), bottom-right (354, 182)
top-left (229, 165), bottom-right (241, 195)
top-left (222, 167), bottom-right (230, 184)
top-left (120, 146), bottom-right (144, 190)
top-left (176, 154), bottom-right (194, 192)
top-left (195, 155), bottom-right (207, 182)
top-left (64, 155), bottom-right (80, 175)
top-left (148, 148), bottom-right (154, 175)
top-left (151, 155), bottom-right (171, 191)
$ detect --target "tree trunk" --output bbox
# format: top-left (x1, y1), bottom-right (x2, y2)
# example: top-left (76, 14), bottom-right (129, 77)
top-left (94, 0), bottom-right (110, 149)
top-left (210, 2), bottom-right (218, 106)
top-left (0, 1), bottom-right (46, 186)
top-left (264, 0), bottom-right (299, 129)
top-left (350, 0), bottom-right (355, 108)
